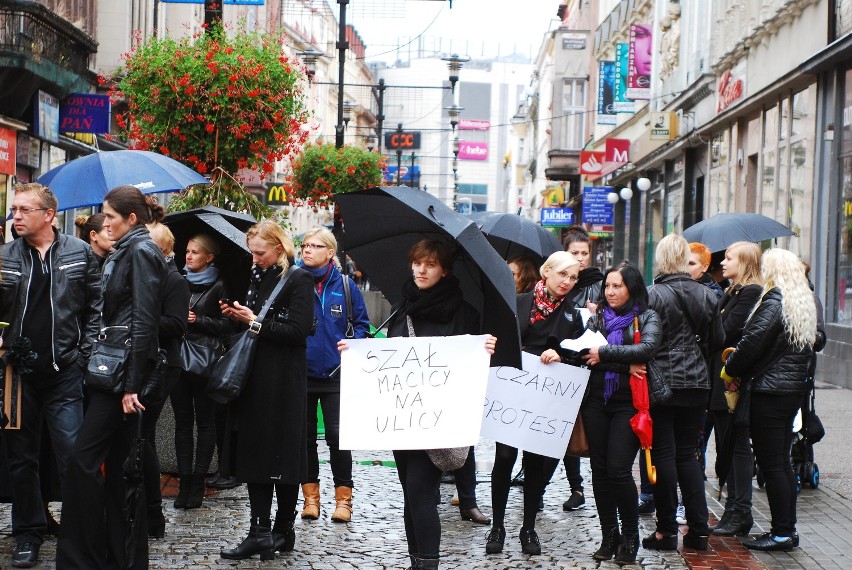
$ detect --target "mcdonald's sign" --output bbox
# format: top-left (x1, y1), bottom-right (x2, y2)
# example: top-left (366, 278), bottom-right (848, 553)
top-left (266, 185), bottom-right (288, 205)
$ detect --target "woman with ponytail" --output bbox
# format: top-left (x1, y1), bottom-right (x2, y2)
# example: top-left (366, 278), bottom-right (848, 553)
top-left (58, 186), bottom-right (168, 569)
top-left (74, 213), bottom-right (112, 264)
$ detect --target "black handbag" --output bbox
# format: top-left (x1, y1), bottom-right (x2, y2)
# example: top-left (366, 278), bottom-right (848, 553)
top-left (646, 359), bottom-right (673, 405)
top-left (86, 326), bottom-right (131, 394)
top-left (207, 269), bottom-right (292, 404)
top-left (179, 336), bottom-right (224, 377)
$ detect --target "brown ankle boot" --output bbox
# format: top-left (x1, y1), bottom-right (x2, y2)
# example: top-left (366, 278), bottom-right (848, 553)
top-left (300, 483), bottom-right (320, 520)
top-left (331, 486), bottom-right (353, 522)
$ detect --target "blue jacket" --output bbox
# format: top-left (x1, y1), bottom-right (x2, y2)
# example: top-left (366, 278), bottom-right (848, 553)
top-left (304, 264), bottom-right (370, 378)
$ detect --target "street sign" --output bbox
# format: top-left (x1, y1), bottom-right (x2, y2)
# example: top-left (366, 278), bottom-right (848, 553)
top-left (540, 208), bottom-right (574, 227)
top-left (384, 131), bottom-right (421, 150)
top-left (582, 186), bottom-right (614, 225)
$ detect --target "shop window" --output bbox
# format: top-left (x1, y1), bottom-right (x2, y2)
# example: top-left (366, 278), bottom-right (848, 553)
top-left (787, 85), bottom-right (816, 258)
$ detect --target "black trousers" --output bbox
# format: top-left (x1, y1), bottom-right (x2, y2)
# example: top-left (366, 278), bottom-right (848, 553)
top-left (246, 481), bottom-right (299, 524)
top-left (57, 390), bottom-right (148, 570)
top-left (650, 404), bottom-right (709, 536)
top-left (305, 383), bottom-right (353, 487)
top-left (491, 443), bottom-right (553, 530)
top-left (393, 449), bottom-right (442, 559)
top-left (713, 410), bottom-right (753, 515)
top-left (143, 367), bottom-right (180, 515)
top-left (4, 366), bottom-right (84, 545)
top-left (453, 447), bottom-right (479, 510)
top-left (582, 385), bottom-right (640, 536)
top-left (750, 392), bottom-right (801, 537)
top-left (170, 371), bottom-right (216, 477)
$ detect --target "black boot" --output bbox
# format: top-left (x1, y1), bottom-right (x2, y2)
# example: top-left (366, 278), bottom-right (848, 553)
top-left (711, 510), bottom-right (753, 536)
top-left (185, 474), bottom-right (205, 509)
top-left (709, 509), bottom-right (732, 533)
top-left (593, 527), bottom-right (621, 560)
top-left (614, 533), bottom-right (638, 566)
top-left (147, 506), bottom-right (166, 538)
top-left (272, 510), bottom-right (296, 553)
top-left (173, 474), bottom-right (191, 509)
top-left (220, 518), bottom-right (274, 560)
top-left (410, 556), bottom-right (439, 569)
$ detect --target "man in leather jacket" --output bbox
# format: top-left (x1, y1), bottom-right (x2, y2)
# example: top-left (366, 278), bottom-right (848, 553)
top-left (0, 183), bottom-right (101, 568)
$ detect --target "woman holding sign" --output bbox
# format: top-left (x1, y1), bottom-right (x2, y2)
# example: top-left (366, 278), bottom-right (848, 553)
top-left (340, 238), bottom-right (496, 570)
top-left (580, 263), bottom-right (661, 565)
top-left (486, 251), bottom-right (585, 557)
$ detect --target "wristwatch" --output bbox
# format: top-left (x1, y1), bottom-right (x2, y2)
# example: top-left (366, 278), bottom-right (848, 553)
top-left (248, 319), bottom-right (262, 335)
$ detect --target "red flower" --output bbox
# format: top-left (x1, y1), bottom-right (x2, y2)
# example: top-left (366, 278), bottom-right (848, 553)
top-left (347, 166), bottom-right (356, 175)
top-left (205, 123), bottom-right (215, 134)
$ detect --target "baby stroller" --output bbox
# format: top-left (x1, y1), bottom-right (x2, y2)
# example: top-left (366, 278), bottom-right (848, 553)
top-left (791, 378), bottom-right (824, 490)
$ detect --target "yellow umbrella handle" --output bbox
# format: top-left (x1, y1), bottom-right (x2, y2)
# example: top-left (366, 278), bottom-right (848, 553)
top-left (645, 448), bottom-right (657, 484)
top-left (721, 347), bottom-right (736, 363)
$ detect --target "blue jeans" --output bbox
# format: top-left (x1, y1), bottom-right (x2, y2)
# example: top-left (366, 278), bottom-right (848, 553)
top-left (5, 366), bottom-right (84, 544)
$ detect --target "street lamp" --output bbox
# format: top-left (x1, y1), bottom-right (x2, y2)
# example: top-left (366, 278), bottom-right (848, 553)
top-left (636, 177), bottom-right (652, 192)
top-left (445, 104), bottom-right (464, 132)
top-left (442, 54), bottom-right (470, 94)
top-left (364, 133), bottom-right (377, 152)
top-left (295, 48), bottom-right (324, 82)
top-left (342, 100), bottom-right (353, 129)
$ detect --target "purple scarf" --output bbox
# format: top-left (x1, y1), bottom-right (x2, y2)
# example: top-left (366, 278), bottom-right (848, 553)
top-left (602, 305), bottom-right (638, 403)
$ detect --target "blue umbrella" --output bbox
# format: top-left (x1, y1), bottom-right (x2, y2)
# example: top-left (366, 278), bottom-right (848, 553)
top-left (37, 150), bottom-right (210, 211)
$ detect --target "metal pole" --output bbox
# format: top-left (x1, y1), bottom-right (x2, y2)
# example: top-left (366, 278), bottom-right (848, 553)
top-left (152, 0), bottom-right (159, 38)
top-left (373, 78), bottom-right (385, 155)
top-left (411, 152), bottom-right (416, 188)
top-left (397, 150), bottom-right (402, 185)
top-left (335, 0), bottom-right (349, 149)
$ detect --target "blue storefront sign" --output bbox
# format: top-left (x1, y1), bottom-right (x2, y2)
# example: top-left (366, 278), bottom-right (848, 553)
top-left (384, 165), bottom-right (420, 183)
top-left (540, 207), bottom-right (574, 227)
top-left (59, 94), bottom-right (111, 134)
top-left (582, 186), bottom-right (614, 225)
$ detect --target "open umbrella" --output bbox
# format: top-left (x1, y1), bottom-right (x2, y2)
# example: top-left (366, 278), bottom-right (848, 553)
top-left (629, 316), bottom-right (656, 484)
top-left (122, 408), bottom-right (147, 569)
top-left (335, 186), bottom-right (522, 368)
top-left (468, 211), bottom-right (562, 263)
top-left (682, 212), bottom-right (795, 253)
top-left (37, 150), bottom-right (210, 211)
top-left (163, 206), bottom-right (255, 303)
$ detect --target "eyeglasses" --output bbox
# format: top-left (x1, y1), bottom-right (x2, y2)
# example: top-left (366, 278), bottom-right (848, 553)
top-left (556, 271), bottom-right (580, 282)
top-left (302, 243), bottom-right (328, 250)
top-left (9, 207), bottom-right (48, 216)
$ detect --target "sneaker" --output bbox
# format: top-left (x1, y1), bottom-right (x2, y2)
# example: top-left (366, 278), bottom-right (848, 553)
top-left (562, 491), bottom-right (585, 511)
top-left (638, 498), bottom-right (656, 516)
top-left (676, 504), bottom-right (687, 525)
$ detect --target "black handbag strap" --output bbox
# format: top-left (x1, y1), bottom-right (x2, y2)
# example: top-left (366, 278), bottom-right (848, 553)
top-left (256, 266), bottom-right (294, 322)
top-left (341, 271), bottom-right (355, 339)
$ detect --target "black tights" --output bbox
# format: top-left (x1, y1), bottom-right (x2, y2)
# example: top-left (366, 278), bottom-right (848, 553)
top-left (246, 482), bottom-right (299, 526)
top-left (170, 372), bottom-right (216, 478)
top-left (491, 442), bottom-right (555, 530)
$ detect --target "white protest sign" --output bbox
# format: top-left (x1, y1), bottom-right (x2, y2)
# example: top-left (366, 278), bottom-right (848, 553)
top-left (481, 351), bottom-right (590, 458)
top-left (339, 335), bottom-right (490, 450)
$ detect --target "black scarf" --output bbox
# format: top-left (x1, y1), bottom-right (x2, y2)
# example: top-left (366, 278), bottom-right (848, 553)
top-left (575, 266), bottom-right (604, 290)
top-left (400, 275), bottom-right (464, 324)
top-left (245, 263), bottom-right (276, 309)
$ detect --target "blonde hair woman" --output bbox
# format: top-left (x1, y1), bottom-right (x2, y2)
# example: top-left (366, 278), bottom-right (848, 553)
top-left (725, 248), bottom-right (816, 551)
top-left (708, 241), bottom-right (763, 537)
top-left (218, 220), bottom-right (315, 560)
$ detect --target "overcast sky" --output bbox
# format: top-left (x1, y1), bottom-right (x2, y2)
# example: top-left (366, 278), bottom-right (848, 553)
top-left (345, 0), bottom-right (562, 63)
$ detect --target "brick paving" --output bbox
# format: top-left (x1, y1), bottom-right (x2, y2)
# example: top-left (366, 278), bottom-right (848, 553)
top-left (1, 380), bottom-right (849, 568)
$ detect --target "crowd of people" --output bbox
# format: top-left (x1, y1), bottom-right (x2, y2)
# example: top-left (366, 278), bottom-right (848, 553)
top-left (0, 183), bottom-right (823, 569)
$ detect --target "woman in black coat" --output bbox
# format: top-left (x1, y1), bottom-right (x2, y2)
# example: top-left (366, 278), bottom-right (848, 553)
top-left (171, 233), bottom-right (229, 510)
top-left (218, 221), bottom-right (314, 561)
top-left (643, 235), bottom-right (723, 552)
top-left (487, 251), bottom-right (584, 557)
top-left (708, 241), bottom-right (763, 537)
top-left (341, 238), bottom-right (495, 570)
top-left (725, 248), bottom-right (816, 551)
top-left (581, 263), bottom-right (661, 565)
top-left (58, 186), bottom-right (167, 569)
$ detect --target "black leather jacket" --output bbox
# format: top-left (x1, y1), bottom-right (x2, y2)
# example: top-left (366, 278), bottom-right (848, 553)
top-left (591, 308), bottom-right (662, 374)
top-left (100, 226), bottom-right (166, 394)
top-left (648, 273), bottom-right (724, 392)
top-left (726, 288), bottom-right (813, 396)
top-left (160, 259), bottom-right (190, 368)
top-left (0, 229), bottom-right (101, 370)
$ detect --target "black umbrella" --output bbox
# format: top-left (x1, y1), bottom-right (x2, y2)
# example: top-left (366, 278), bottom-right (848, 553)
top-left (468, 211), bottom-right (561, 264)
top-left (163, 206), bottom-right (256, 303)
top-left (122, 409), bottom-right (146, 569)
top-left (682, 212), bottom-right (795, 252)
top-left (335, 186), bottom-right (522, 368)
